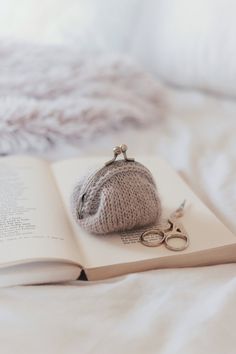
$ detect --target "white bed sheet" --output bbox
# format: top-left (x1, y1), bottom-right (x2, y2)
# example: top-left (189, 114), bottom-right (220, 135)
top-left (1, 88), bottom-right (236, 354)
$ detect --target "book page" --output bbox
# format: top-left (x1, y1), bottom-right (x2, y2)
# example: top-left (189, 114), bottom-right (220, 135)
top-left (0, 156), bottom-right (81, 266)
top-left (52, 156), bottom-right (236, 269)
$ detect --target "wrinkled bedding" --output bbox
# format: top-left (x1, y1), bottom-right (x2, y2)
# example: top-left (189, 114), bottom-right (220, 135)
top-left (1, 88), bottom-right (236, 354)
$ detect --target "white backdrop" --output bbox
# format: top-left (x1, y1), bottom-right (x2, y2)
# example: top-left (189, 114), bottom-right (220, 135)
top-left (1, 0), bottom-right (235, 96)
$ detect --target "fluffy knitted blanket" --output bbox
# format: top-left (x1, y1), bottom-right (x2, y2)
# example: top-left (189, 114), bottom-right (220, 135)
top-left (0, 41), bottom-right (165, 156)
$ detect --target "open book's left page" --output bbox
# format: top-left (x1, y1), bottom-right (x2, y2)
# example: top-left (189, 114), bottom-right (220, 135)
top-left (0, 156), bottom-right (81, 267)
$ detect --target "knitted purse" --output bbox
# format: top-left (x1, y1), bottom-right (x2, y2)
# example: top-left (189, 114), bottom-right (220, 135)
top-left (71, 145), bottom-right (162, 234)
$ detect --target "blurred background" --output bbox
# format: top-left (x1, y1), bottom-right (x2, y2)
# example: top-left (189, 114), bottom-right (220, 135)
top-left (1, 0), bottom-right (235, 95)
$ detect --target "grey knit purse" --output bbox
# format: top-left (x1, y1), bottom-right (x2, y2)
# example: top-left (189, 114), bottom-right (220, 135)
top-left (71, 145), bottom-right (162, 234)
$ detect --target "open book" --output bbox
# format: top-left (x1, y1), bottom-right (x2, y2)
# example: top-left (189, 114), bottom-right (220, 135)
top-left (0, 155), bottom-right (236, 287)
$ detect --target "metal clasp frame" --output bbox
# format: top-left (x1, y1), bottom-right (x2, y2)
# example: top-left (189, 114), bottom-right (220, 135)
top-left (105, 144), bottom-right (135, 166)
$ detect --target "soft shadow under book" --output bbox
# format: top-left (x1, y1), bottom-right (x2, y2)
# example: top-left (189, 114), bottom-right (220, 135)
top-left (0, 155), bottom-right (236, 286)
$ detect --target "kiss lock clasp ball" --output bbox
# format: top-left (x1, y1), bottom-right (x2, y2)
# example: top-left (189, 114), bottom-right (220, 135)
top-left (105, 144), bottom-right (135, 166)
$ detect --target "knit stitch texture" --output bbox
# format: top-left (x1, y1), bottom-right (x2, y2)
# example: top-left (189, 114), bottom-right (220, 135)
top-left (71, 160), bottom-right (162, 234)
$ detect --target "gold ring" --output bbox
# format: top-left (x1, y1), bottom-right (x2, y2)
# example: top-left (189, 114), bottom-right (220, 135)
top-left (140, 229), bottom-right (165, 247)
top-left (165, 233), bottom-right (189, 251)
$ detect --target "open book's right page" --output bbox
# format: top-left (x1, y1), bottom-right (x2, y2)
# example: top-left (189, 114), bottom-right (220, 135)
top-left (52, 156), bottom-right (236, 271)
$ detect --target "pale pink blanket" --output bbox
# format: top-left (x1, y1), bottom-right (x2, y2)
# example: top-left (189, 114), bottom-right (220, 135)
top-left (0, 41), bottom-right (164, 156)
